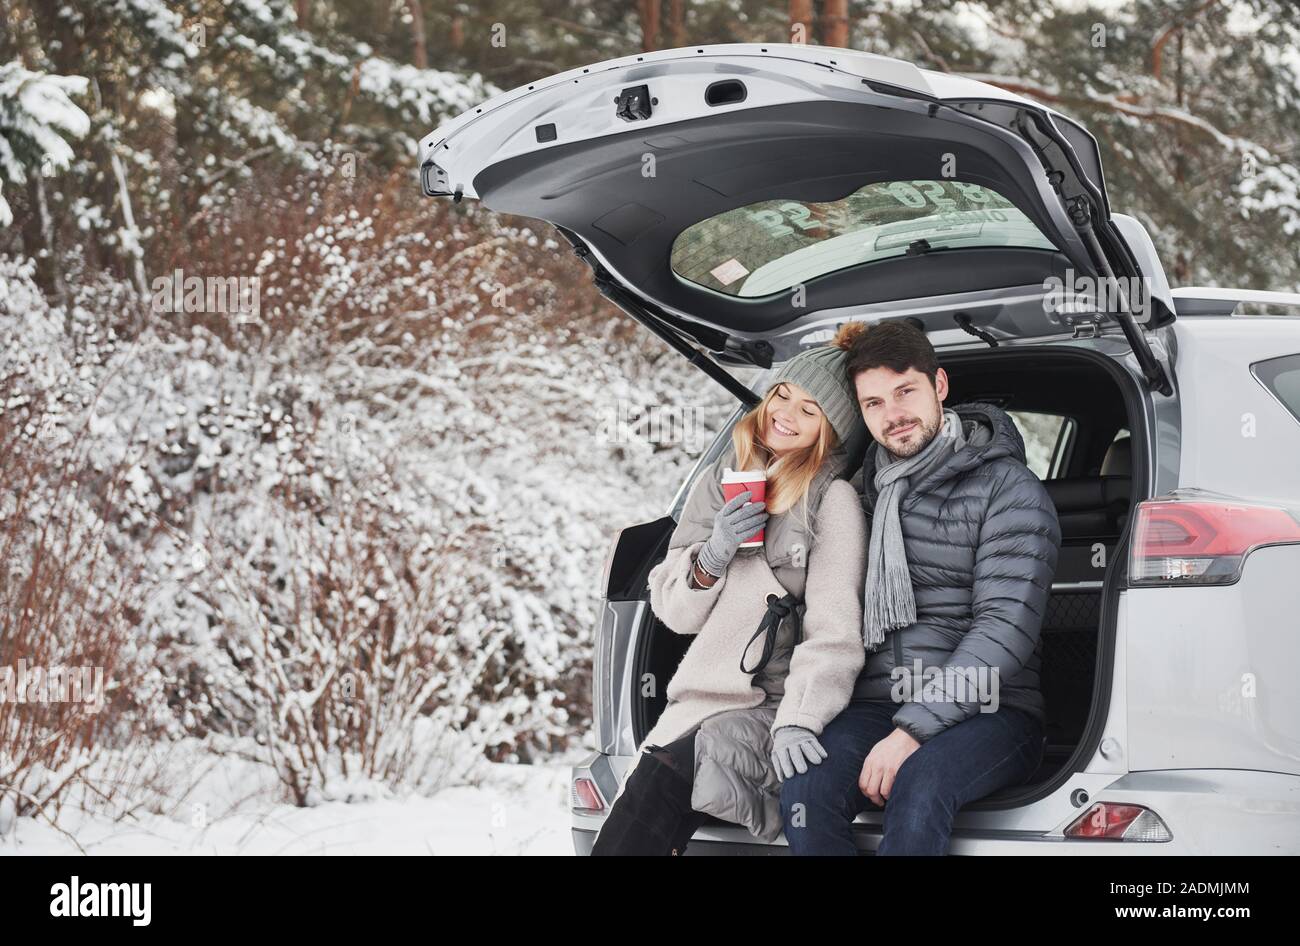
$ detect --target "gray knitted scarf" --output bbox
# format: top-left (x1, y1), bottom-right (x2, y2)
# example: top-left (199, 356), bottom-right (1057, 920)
top-left (862, 409), bottom-right (967, 648)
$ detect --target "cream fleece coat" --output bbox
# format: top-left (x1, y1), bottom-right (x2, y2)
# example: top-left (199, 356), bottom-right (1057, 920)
top-left (604, 476), bottom-right (867, 843)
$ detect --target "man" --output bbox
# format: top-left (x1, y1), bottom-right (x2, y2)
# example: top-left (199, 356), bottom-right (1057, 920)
top-left (778, 320), bottom-right (1062, 855)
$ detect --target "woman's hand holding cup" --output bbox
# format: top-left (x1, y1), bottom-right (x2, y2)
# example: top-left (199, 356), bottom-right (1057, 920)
top-left (696, 489), bottom-right (768, 578)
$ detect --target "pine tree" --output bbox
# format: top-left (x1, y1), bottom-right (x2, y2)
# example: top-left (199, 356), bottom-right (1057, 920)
top-left (1, 0), bottom-right (489, 294)
top-left (0, 61), bottom-right (91, 300)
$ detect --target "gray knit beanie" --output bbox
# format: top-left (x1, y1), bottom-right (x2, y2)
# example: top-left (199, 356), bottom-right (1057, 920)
top-left (765, 327), bottom-right (868, 462)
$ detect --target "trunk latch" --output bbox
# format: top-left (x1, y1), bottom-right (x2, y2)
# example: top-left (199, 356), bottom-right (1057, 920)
top-left (615, 85), bottom-right (653, 122)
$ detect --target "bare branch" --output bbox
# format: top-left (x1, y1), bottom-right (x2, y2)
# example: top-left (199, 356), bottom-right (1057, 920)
top-left (958, 72), bottom-right (1241, 150)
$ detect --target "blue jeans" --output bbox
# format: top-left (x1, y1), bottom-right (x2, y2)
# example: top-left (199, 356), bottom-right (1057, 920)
top-left (779, 699), bottom-right (1044, 855)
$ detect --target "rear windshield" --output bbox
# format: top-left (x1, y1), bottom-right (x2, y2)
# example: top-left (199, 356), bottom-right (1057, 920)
top-left (1253, 353), bottom-right (1300, 425)
top-left (670, 180), bottom-right (1057, 298)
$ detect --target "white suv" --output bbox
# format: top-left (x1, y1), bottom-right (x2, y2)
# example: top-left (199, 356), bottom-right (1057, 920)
top-left (422, 44), bottom-right (1300, 854)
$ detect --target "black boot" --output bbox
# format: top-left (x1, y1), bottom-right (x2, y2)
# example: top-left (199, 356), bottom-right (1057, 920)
top-left (591, 747), bottom-right (706, 856)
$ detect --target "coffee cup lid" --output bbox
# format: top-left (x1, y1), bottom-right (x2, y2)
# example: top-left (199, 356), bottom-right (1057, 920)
top-left (722, 467), bottom-right (767, 483)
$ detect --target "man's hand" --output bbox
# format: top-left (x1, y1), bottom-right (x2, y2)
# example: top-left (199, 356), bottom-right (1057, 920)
top-left (858, 727), bottom-right (921, 806)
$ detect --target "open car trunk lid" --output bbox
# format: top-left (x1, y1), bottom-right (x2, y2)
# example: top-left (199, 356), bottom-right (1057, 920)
top-left (420, 44), bottom-right (1173, 396)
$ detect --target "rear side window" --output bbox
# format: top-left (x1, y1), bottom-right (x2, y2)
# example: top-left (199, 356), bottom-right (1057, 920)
top-left (669, 180), bottom-right (1057, 298)
top-left (1253, 353), bottom-right (1300, 425)
top-left (1008, 410), bottom-right (1075, 480)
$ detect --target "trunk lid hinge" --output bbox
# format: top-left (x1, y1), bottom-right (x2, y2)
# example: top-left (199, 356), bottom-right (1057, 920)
top-left (1064, 198), bottom-right (1174, 396)
top-left (1011, 111), bottom-right (1173, 395)
top-left (592, 274), bottom-right (763, 409)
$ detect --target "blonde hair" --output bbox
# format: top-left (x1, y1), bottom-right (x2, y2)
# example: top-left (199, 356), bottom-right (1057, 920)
top-left (730, 382), bottom-right (840, 538)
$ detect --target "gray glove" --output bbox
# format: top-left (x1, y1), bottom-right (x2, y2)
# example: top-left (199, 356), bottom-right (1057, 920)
top-left (770, 725), bottom-right (828, 781)
top-left (695, 489), bottom-right (768, 577)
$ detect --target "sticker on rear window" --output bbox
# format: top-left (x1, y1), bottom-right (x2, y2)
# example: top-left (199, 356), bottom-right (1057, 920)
top-left (709, 258), bottom-right (750, 286)
top-left (673, 180), bottom-right (1056, 298)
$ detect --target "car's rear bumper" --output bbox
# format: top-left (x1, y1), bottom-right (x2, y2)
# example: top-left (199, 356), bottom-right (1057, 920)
top-left (571, 753), bottom-right (1300, 855)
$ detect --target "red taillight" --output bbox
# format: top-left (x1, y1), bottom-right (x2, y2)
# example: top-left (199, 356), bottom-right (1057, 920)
top-left (1129, 495), bottom-right (1300, 585)
top-left (1065, 802), bottom-right (1171, 841)
top-left (573, 777), bottom-right (604, 813)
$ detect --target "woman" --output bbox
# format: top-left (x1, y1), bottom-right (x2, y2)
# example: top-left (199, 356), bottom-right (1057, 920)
top-left (591, 322), bottom-right (870, 855)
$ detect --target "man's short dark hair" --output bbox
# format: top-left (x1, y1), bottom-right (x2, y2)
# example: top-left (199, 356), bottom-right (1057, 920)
top-left (843, 319), bottom-right (940, 387)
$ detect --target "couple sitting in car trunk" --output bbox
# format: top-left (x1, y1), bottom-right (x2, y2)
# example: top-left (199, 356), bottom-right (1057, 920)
top-left (591, 319), bottom-right (1062, 856)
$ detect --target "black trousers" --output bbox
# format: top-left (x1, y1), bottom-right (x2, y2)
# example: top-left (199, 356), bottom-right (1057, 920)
top-left (590, 728), bottom-right (711, 856)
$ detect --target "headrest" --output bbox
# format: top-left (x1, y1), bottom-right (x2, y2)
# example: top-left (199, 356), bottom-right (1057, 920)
top-left (1101, 435), bottom-right (1131, 477)
top-left (1044, 476), bottom-right (1130, 512)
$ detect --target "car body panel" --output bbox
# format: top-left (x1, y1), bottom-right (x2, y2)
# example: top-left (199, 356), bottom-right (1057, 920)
top-left (422, 44), bottom-right (1038, 201)
top-left (1171, 317), bottom-right (1300, 503)
top-left (1172, 287), bottom-right (1300, 316)
top-left (1126, 546), bottom-right (1300, 776)
top-left (572, 756), bottom-right (1300, 854)
top-left (421, 44), bottom-right (1172, 359)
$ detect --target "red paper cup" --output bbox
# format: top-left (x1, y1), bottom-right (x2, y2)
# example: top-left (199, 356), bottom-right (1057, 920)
top-left (721, 468), bottom-right (768, 548)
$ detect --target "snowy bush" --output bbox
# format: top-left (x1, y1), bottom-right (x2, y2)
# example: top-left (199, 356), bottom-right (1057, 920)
top-left (0, 257), bottom-right (162, 824)
top-left (0, 164), bottom-right (731, 807)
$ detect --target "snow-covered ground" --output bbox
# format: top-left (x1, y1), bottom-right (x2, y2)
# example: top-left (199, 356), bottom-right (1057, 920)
top-left (1, 744), bottom-right (585, 856)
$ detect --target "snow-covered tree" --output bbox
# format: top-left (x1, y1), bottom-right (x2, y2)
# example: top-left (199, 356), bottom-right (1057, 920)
top-left (856, 0), bottom-right (1300, 289)
top-left (1, 0), bottom-right (489, 293)
top-left (0, 62), bottom-right (90, 228)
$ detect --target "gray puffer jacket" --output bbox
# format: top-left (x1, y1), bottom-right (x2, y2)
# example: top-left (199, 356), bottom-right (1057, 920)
top-left (849, 402), bottom-right (1062, 744)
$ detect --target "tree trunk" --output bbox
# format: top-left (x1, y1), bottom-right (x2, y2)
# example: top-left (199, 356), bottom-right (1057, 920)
top-left (821, 0), bottom-right (850, 48)
top-left (668, 0), bottom-right (685, 48)
top-left (109, 148), bottom-right (149, 299)
top-left (295, 0), bottom-right (310, 28)
top-left (406, 0), bottom-right (428, 69)
top-left (1173, 30), bottom-right (1191, 284)
top-left (789, 0), bottom-right (815, 44)
top-left (638, 0), bottom-right (662, 52)
top-left (22, 176), bottom-right (64, 307)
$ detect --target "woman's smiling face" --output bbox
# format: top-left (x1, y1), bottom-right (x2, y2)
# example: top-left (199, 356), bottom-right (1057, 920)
top-left (765, 381), bottom-right (822, 454)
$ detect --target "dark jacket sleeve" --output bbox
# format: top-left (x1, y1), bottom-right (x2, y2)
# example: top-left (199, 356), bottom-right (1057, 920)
top-left (891, 461), bottom-right (1061, 743)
